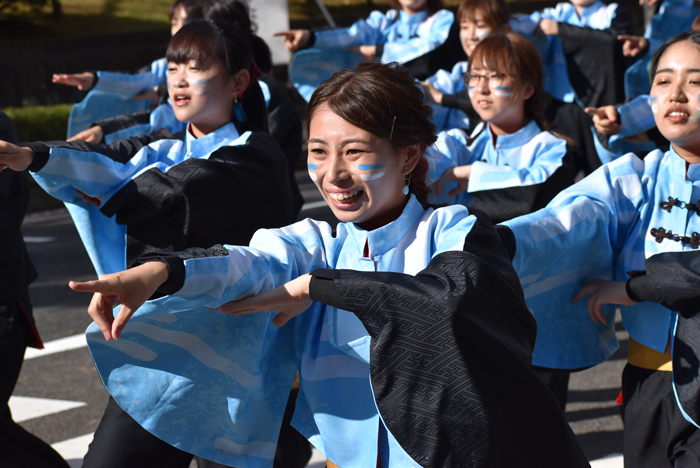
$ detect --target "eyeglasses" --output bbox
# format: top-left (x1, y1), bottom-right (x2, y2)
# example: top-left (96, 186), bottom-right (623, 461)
top-left (464, 72), bottom-right (508, 89)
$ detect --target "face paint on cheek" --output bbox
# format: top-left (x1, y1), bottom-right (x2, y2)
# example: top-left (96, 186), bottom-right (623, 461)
top-left (476, 30), bottom-right (491, 39)
top-left (492, 86), bottom-right (512, 98)
top-left (467, 86), bottom-right (476, 98)
top-left (308, 163), bottom-right (318, 182)
top-left (358, 164), bottom-right (386, 181)
top-left (191, 77), bottom-right (213, 95)
top-left (691, 95), bottom-right (700, 122)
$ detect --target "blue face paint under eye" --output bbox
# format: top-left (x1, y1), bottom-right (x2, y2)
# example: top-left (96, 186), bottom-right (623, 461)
top-left (307, 163), bottom-right (318, 182)
top-left (358, 164), bottom-right (386, 181)
top-left (191, 78), bottom-right (211, 86)
top-left (650, 96), bottom-right (657, 102)
top-left (358, 164), bottom-right (383, 170)
top-left (492, 86), bottom-right (512, 97)
top-left (308, 163), bottom-right (318, 170)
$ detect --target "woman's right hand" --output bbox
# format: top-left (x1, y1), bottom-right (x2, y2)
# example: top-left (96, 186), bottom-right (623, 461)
top-left (584, 105), bottom-right (622, 135)
top-left (273, 29), bottom-right (310, 51)
top-left (69, 262), bottom-right (170, 341)
top-left (420, 81), bottom-right (443, 105)
top-left (0, 141), bottom-right (34, 172)
top-left (52, 72), bottom-right (96, 91)
top-left (67, 126), bottom-right (104, 144)
top-left (434, 165), bottom-right (472, 198)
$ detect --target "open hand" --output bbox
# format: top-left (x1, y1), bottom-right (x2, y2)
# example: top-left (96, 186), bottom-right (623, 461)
top-left (0, 141), bottom-right (34, 172)
top-left (434, 165), bottom-right (472, 198)
top-left (212, 274), bottom-right (313, 327)
top-left (69, 261), bottom-right (170, 341)
top-left (584, 105), bottom-right (622, 135)
top-left (273, 30), bottom-right (310, 51)
top-left (572, 279), bottom-right (638, 325)
top-left (52, 72), bottom-right (96, 91)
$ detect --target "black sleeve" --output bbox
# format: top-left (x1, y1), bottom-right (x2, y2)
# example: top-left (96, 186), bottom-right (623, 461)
top-left (24, 133), bottom-right (162, 172)
top-left (94, 110), bottom-right (152, 136)
top-left (440, 91), bottom-right (482, 129)
top-left (113, 131), bottom-right (294, 268)
top-left (0, 111), bottom-right (38, 299)
top-left (468, 147), bottom-right (576, 224)
top-left (626, 251), bottom-right (700, 318)
top-left (135, 245), bottom-right (230, 297)
top-left (545, 96), bottom-right (601, 175)
top-left (308, 209), bottom-right (588, 468)
top-left (557, 20), bottom-right (629, 107)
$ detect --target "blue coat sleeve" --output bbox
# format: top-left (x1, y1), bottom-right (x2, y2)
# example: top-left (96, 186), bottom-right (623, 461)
top-left (382, 10), bottom-right (454, 63)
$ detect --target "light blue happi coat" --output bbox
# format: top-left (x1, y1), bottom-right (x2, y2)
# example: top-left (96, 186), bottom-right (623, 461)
top-left (503, 148), bottom-right (700, 373)
top-left (30, 123), bottom-right (248, 276)
top-left (512, 1), bottom-right (619, 103)
top-left (624, 0), bottom-right (700, 100)
top-left (85, 195), bottom-right (476, 467)
top-left (427, 121), bottom-right (568, 206)
top-left (290, 9), bottom-right (454, 102)
top-left (67, 58), bottom-right (169, 138)
top-left (423, 61), bottom-right (470, 130)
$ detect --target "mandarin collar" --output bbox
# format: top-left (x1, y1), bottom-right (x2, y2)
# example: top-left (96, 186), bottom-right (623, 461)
top-left (184, 122), bottom-right (240, 157)
top-left (579, 1), bottom-right (605, 18)
top-left (399, 8), bottom-right (428, 24)
top-left (346, 194), bottom-right (425, 257)
top-left (487, 120), bottom-right (541, 150)
top-left (669, 145), bottom-right (700, 182)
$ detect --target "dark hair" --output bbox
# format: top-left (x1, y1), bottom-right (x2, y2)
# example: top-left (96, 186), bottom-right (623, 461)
top-left (169, 0), bottom-right (205, 22)
top-left (308, 62), bottom-right (437, 205)
top-left (692, 13), bottom-right (700, 33)
top-left (390, 0), bottom-right (444, 16)
top-left (166, 20), bottom-right (268, 132)
top-left (650, 32), bottom-right (700, 82)
top-left (457, 0), bottom-right (510, 32)
top-left (202, 0), bottom-right (272, 73)
top-left (468, 32), bottom-right (547, 129)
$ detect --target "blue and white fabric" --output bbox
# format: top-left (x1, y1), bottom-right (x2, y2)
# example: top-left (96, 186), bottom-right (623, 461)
top-left (503, 148), bottom-right (700, 370)
top-left (31, 123), bottom-right (248, 276)
top-left (512, 1), bottom-right (618, 103)
top-left (289, 9), bottom-right (454, 101)
top-left (67, 58), bottom-right (169, 138)
top-left (85, 195), bottom-right (477, 467)
top-left (625, 0), bottom-right (699, 99)
top-left (428, 120), bottom-right (568, 205)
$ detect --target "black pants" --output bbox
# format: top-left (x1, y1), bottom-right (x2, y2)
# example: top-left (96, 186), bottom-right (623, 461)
top-left (0, 291), bottom-right (70, 468)
top-left (532, 366), bottom-right (571, 411)
top-left (83, 390), bottom-right (311, 468)
top-left (622, 363), bottom-right (700, 467)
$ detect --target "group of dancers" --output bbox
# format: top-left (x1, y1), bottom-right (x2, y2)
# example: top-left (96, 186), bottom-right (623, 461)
top-left (2, 0), bottom-right (700, 466)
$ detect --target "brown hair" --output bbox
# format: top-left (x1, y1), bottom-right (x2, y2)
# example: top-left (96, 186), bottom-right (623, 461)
top-left (169, 0), bottom-right (205, 22)
top-left (457, 0), bottom-right (511, 32)
top-left (307, 62), bottom-right (438, 205)
top-left (468, 32), bottom-right (547, 129)
top-left (390, 0), bottom-right (444, 16)
top-left (166, 20), bottom-right (269, 133)
top-left (692, 12), bottom-right (700, 33)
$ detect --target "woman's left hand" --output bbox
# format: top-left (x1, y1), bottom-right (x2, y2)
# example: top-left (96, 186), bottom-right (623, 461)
top-left (213, 274), bottom-right (313, 327)
top-left (434, 165), bottom-right (471, 198)
top-left (538, 19), bottom-right (559, 36)
top-left (572, 279), bottom-right (638, 325)
top-left (349, 45), bottom-right (379, 63)
top-left (420, 81), bottom-right (443, 105)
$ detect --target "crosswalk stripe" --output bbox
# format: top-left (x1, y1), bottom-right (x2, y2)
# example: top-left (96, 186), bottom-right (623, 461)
top-left (24, 334), bottom-right (87, 360)
top-left (51, 432), bottom-right (94, 465)
top-left (9, 396), bottom-right (87, 422)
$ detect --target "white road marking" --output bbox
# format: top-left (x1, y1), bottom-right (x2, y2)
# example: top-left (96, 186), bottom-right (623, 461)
top-left (9, 396), bottom-right (86, 422)
top-left (51, 433), bottom-right (94, 466)
top-left (590, 453), bottom-right (623, 467)
top-left (24, 236), bottom-right (57, 243)
top-left (25, 334), bottom-right (88, 360)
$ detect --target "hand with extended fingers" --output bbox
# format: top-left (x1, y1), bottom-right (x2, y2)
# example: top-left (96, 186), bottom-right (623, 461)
top-left (618, 35), bottom-right (649, 58)
top-left (434, 165), bottom-right (472, 198)
top-left (69, 261), bottom-right (170, 341)
top-left (212, 274), bottom-right (313, 327)
top-left (68, 126), bottom-right (104, 144)
top-left (272, 30), bottom-right (311, 52)
top-left (571, 278), bottom-right (638, 325)
top-left (52, 72), bottom-right (96, 91)
top-left (584, 105), bottom-right (622, 135)
top-left (420, 81), bottom-right (443, 105)
top-left (0, 140), bottom-right (34, 172)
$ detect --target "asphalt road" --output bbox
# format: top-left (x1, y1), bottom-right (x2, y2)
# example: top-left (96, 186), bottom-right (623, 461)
top-left (13, 173), bottom-right (626, 467)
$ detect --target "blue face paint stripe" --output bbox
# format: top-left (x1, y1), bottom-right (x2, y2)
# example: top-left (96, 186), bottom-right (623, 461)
top-left (191, 78), bottom-right (211, 86)
top-left (308, 163), bottom-right (318, 170)
top-left (358, 164), bottom-right (384, 170)
top-left (494, 86), bottom-right (512, 91)
top-left (650, 96), bottom-right (657, 102)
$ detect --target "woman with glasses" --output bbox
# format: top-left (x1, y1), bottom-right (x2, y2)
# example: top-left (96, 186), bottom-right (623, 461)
top-left (430, 32), bottom-right (574, 226)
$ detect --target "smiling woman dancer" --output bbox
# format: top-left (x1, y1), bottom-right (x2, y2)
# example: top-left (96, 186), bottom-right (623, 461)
top-left (0, 21), bottom-right (293, 468)
top-left (482, 32), bottom-right (700, 466)
top-left (66, 62), bottom-right (588, 468)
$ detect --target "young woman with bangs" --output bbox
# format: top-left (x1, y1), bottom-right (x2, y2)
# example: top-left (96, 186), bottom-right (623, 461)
top-left (489, 32), bottom-right (700, 465)
top-left (0, 20), bottom-right (293, 468)
top-left (420, 0), bottom-right (511, 131)
top-left (63, 62), bottom-right (587, 467)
